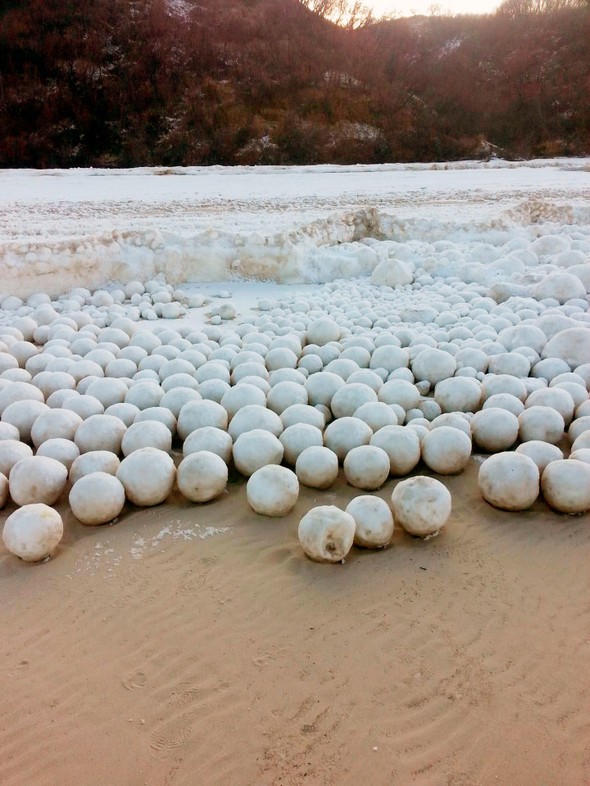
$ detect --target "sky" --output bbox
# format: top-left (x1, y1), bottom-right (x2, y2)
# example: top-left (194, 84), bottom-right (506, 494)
top-left (366, 0), bottom-right (501, 17)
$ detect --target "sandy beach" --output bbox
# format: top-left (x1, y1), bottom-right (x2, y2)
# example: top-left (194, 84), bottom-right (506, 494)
top-left (1, 161), bottom-right (589, 785)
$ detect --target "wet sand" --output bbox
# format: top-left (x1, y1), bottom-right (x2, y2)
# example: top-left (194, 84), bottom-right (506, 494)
top-left (1, 457), bottom-right (589, 786)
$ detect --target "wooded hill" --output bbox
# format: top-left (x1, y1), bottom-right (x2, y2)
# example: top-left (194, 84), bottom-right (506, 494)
top-left (0, 0), bottom-right (588, 167)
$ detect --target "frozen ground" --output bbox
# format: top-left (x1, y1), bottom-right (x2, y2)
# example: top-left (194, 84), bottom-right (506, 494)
top-left (1, 159), bottom-right (589, 297)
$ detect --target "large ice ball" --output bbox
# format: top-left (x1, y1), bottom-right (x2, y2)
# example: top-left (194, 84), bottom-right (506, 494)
top-left (247, 465), bottom-right (299, 517)
top-left (478, 452), bottom-right (539, 511)
top-left (390, 476), bottom-right (451, 537)
top-left (346, 495), bottom-right (394, 549)
top-left (177, 451), bottom-right (228, 503)
top-left (3, 503), bottom-right (63, 562)
top-left (69, 472), bottom-right (126, 525)
top-left (295, 446), bottom-right (339, 489)
top-left (298, 505), bottom-right (356, 562)
top-left (421, 426), bottom-right (472, 475)
top-left (343, 445), bottom-right (390, 490)
top-left (541, 459), bottom-right (590, 515)
top-left (116, 447), bottom-right (176, 506)
top-left (9, 455), bottom-right (68, 506)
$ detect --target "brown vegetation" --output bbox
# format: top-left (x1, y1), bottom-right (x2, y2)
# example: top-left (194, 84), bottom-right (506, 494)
top-left (0, 0), bottom-right (588, 167)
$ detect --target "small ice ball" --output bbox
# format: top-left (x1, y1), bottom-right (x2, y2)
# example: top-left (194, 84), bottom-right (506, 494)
top-left (247, 465), bottom-right (299, 517)
top-left (31, 408), bottom-right (82, 447)
top-left (9, 456), bottom-right (68, 506)
top-left (183, 427), bottom-right (233, 464)
top-left (121, 420), bottom-right (171, 455)
top-left (434, 377), bottom-right (481, 414)
top-left (279, 423), bottom-right (323, 466)
top-left (346, 496), bottom-right (394, 549)
top-left (36, 437), bottom-right (80, 469)
top-left (69, 472), bottom-right (126, 525)
top-left (305, 371), bottom-right (345, 407)
top-left (353, 402), bottom-right (397, 432)
top-left (228, 405), bottom-right (283, 440)
top-left (69, 450), bottom-right (120, 485)
top-left (177, 451), bottom-right (228, 503)
top-left (569, 449), bottom-right (590, 465)
top-left (324, 417), bottom-right (373, 462)
top-left (515, 441), bottom-right (563, 473)
top-left (370, 424), bottom-right (420, 476)
top-left (281, 404), bottom-right (325, 430)
top-left (233, 429), bottom-right (284, 477)
top-left (295, 446), bottom-right (339, 489)
top-left (343, 445), bottom-right (390, 490)
top-left (572, 431), bottom-right (590, 452)
top-left (74, 414), bottom-right (127, 454)
top-left (541, 459), bottom-right (590, 515)
top-left (0, 440), bottom-right (34, 476)
top-left (390, 476), bottom-right (451, 538)
top-left (478, 452), bottom-right (539, 511)
top-left (421, 427), bottom-right (472, 475)
top-left (2, 503), bottom-right (63, 562)
top-left (331, 383), bottom-right (377, 418)
top-left (298, 505), bottom-right (355, 562)
top-left (266, 381), bottom-right (308, 415)
top-left (307, 317), bottom-right (340, 346)
top-left (412, 348), bottom-right (456, 385)
top-left (220, 384), bottom-right (266, 420)
top-left (471, 408), bottom-right (519, 452)
top-left (0, 422), bottom-right (20, 441)
top-left (116, 447), bottom-right (176, 506)
top-left (518, 406), bottom-right (565, 445)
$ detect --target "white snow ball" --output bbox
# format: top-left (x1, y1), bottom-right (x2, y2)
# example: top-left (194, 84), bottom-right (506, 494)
top-left (281, 404), bottom-right (325, 430)
top-left (533, 272), bottom-right (585, 304)
top-left (9, 455), bottom-right (67, 506)
top-left (220, 384), bottom-right (266, 420)
top-left (541, 459), bottom-right (590, 515)
top-left (0, 381), bottom-right (45, 415)
top-left (0, 422), bottom-right (20, 441)
top-left (69, 472), bottom-right (126, 525)
top-left (116, 447), bottom-right (175, 507)
top-left (569, 449), bottom-right (590, 465)
top-left (31, 409), bottom-right (82, 447)
top-left (69, 450), bottom-right (120, 485)
top-left (331, 383), bottom-right (377, 419)
top-left (178, 400), bottom-right (228, 440)
top-left (369, 345), bottom-right (409, 374)
top-left (233, 429), bottom-right (284, 477)
top-left (307, 317), bottom-right (340, 346)
top-left (62, 394), bottom-right (104, 420)
top-left (353, 401), bottom-right (397, 432)
top-left (74, 413), bottom-right (127, 454)
top-left (488, 353), bottom-right (531, 378)
top-left (370, 425), bottom-right (420, 476)
top-left (434, 377), bottom-right (481, 414)
top-left (124, 381), bottom-right (164, 410)
top-left (159, 387), bottom-right (201, 419)
top-left (531, 357), bottom-right (570, 382)
top-left (542, 328), bottom-right (590, 370)
top-left (36, 438), bottom-right (80, 469)
top-left (134, 407), bottom-right (176, 435)
top-left (482, 393), bottom-right (525, 417)
top-left (571, 431), bottom-right (590, 452)
top-left (515, 441), bottom-right (563, 473)
top-left (343, 444), bottom-right (390, 490)
top-left (372, 258), bottom-right (414, 287)
top-left (265, 347), bottom-right (298, 371)
top-left (518, 406), bottom-right (565, 444)
top-left (177, 451), bottom-right (228, 503)
top-left (266, 381), bottom-right (308, 415)
top-left (121, 420), bottom-right (171, 456)
top-left (421, 426), bottom-right (472, 475)
top-left (455, 348), bottom-right (488, 373)
top-left (412, 348), bottom-right (456, 385)
top-left (478, 452), bottom-right (539, 511)
top-left (2, 504), bottom-right (63, 562)
top-left (298, 505), bottom-right (355, 562)
top-left (390, 476), bottom-right (451, 538)
top-left (247, 465), bottom-right (299, 517)
top-left (280, 423), bottom-right (323, 466)
top-left (553, 381), bottom-right (587, 409)
top-left (228, 405), bottom-right (283, 440)
top-left (1, 400), bottom-right (48, 443)
top-left (346, 496), bottom-right (394, 549)
top-left (305, 371), bottom-right (345, 407)
top-left (183, 427), bottom-right (233, 464)
top-left (569, 416), bottom-right (590, 443)
top-left (324, 417), bottom-right (373, 462)
top-left (481, 374), bottom-right (528, 403)
top-left (86, 377), bottom-right (128, 408)
top-left (198, 379), bottom-right (230, 403)
top-left (32, 371), bottom-right (77, 399)
top-left (471, 408), bottom-right (519, 452)
top-left (296, 446), bottom-right (339, 489)
top-left (324, 358), bottom-right (360, 381)
top-left (526, 387), bottom-right (575, 426)
top-left (378, 379), bottom-right (420, 410)
top-left (104, 402), bottom-right (140, 427)
top-left (498, 324), bottom-right (547, 355)
top-left (430, 412), bottom-right (471, 436)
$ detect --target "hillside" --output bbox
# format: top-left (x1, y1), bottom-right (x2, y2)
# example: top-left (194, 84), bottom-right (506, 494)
top-left (0, 0), bottom-right (589, 167)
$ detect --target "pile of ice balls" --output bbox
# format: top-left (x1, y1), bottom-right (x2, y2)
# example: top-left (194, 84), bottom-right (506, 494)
top-left (0, 262), bottom-right (589, 564)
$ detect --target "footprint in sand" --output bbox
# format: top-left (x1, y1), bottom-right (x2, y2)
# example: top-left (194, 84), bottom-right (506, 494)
top-left (122, 670), bottom-right (147, 691)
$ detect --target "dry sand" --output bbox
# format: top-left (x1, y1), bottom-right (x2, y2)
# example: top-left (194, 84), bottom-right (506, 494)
top-left (1, 457), bottom-right (589, 786)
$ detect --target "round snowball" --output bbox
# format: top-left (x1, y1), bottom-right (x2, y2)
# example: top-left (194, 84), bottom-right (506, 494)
top-left (177, 451), bottom-right (228, 503)
top-left (279, 423), bottom-right (323, 466)
top-left (478, 452), bottom-right (539, 511)
top-left (31, 409), bottom-right (82, 447)
top-left (36, 437), bottom-right (80, 469)
top-left (391, 476), bottom-right (452, 538)
top-left (343, 445), bottom-right (390, 490)
top-left (421, 426), bottom-right (472, 475)
top-left (370, 425), bottom-right (420, 476)
top-left (324, 417), bottom-right (372, 462)
top-left (233, 429), bottom-right (284, 477)
top-left (69, 472), bottom-right (126, 525)
top-left (69, 450), bottom-right (120, 485)
top-left (346, 495), bottom-right (394, 549)
top-left (121, 420), bottom-right (171, 456)
top-left (541, 459), bottom-right (590, 515)
top-left (0, 440), bottom-right (34, 476)
top-left (471, 408), bottom-right (519, 453)
top-left (515, 441), bottom-right (563, 473)
top-left (298, 505), bottom-right (355, 562)
top-left (9, 455), bottom-right (68, 506)
top-left (307, 317), bottom-right (340, 346)
top-left (518, 406), bottom-right (565, 445)
top-left (116, 447), bottom-right (176, 506)
top-left (2, 503), bottom-right (63, 562)
top-left (296, 446), bottom-right (339, 489)
top-left (183, 427), bottom-right (233, 464)
top-left (74, 414), bottom-right (127, 454)
top-left (247, 465), bottom-right (299, 517)
top-left (412, 348), bottom-right (456, 385)
top-left (228, 405), bottom-right (283, 441)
